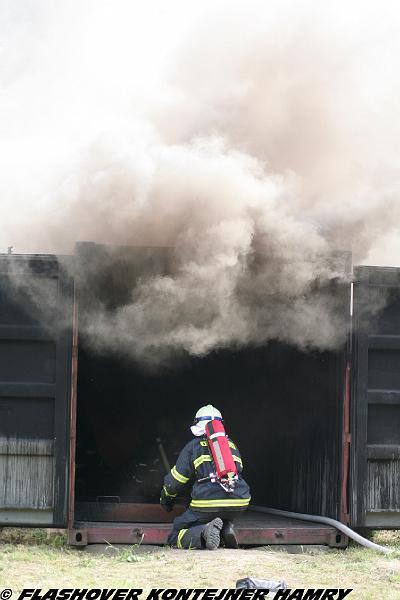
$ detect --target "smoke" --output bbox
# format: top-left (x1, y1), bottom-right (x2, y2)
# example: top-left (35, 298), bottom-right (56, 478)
top-left (1, 0), bottom-right (400, 364)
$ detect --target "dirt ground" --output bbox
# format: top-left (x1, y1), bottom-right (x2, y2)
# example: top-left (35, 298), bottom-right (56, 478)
top-left (0, 530), bottom-right (399, 600)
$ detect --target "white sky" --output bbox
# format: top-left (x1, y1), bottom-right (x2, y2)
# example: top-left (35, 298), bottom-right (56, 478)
top-left (1, 0), bottom-right (400, 264)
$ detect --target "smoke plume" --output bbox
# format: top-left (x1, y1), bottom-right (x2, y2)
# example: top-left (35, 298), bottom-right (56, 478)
top-left (1, 1), bottom-right (400, 364)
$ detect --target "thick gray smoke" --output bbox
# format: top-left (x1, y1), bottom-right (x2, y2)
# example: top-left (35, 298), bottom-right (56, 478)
top-left (1, 1), bottom-right (400, 364)
top-left (75, 139), bottom-right (350, 363)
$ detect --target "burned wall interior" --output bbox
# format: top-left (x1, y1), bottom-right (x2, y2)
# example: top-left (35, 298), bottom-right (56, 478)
top-left (74, 243), bottom-right (348, 520)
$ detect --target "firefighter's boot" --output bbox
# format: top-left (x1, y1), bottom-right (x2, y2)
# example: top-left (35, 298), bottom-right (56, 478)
top-left (221, 520), bottom-right (238, 549)
top-left (202, 518), bottom-right (223, 550)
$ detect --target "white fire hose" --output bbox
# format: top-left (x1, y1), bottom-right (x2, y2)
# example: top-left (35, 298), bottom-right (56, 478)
top-left (251, 505), bottom-right (395, 554)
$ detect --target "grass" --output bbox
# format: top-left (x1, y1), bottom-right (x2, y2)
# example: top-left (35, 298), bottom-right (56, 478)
top-left (0, 529), bottom-right (399, 599)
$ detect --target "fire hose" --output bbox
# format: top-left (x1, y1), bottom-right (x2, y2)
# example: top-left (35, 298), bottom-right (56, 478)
top-left (250, 505), bottom-right (395, 554)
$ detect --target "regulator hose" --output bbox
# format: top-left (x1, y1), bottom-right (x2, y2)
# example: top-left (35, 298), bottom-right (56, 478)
top-left (250, 505), bottom-right (394, 555)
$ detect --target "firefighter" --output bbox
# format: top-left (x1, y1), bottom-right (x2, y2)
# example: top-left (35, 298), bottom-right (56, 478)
top-left (160, 404), bottom-right (251, 550)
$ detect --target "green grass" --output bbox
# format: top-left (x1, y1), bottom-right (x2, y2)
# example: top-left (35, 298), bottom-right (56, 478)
top-left (0, 529), bottom-right (399, 599)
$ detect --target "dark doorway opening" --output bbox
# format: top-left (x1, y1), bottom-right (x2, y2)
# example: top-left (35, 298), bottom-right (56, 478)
top-left (74, 340), bottom-right (345, 521)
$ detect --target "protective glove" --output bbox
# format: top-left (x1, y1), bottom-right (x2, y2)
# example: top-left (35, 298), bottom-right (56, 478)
top-left (160, 487), bottom-right (175, 512)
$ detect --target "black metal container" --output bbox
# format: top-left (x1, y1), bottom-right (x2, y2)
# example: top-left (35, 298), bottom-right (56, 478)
top-left (1, 245), bottom-right (399, 545)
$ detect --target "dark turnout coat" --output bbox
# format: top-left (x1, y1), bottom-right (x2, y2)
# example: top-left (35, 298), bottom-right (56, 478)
top-left (163, 435), bottom-right (251, 512)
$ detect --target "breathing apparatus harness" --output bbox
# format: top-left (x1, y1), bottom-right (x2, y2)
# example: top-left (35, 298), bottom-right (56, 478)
top-left (196, 417), bottom-right (238, 493)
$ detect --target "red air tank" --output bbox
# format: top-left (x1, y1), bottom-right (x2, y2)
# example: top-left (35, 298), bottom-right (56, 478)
top-left (205, 419), bottom-right (237, 479)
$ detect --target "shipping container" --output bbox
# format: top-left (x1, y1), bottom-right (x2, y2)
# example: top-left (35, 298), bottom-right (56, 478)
top-left (1, 243), bottom-right (399, 547)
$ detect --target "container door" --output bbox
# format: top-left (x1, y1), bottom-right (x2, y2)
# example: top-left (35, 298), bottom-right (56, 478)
top-left (0, 255), bottom-right (73, 526)
top-left (352, 266), bottom-right (400, 528)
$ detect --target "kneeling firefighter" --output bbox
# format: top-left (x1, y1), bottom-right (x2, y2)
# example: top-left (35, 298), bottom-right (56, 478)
top-left (160, 405), bottom-right (251, 549)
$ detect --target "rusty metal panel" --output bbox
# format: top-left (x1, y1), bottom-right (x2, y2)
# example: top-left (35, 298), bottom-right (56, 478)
top-left (352, 266), bottom-right (400, 528)
top-left (71, 511), bottom-right (347, 548)
top-left (76, 523), bottom-right (345, 547)
top-left (0, 254), bottom-right (73, 527)
top-left (67, 292), bottom-right (79, 529)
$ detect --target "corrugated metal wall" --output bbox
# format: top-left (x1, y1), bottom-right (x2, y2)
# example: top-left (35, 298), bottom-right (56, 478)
top-left (0, 255), bottom-right (73, 526)
top-left (352, 266), bottom-right (400, 528)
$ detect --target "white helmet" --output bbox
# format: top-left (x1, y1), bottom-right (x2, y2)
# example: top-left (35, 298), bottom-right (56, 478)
top-left (190, 404), bottom-right (223, 436)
